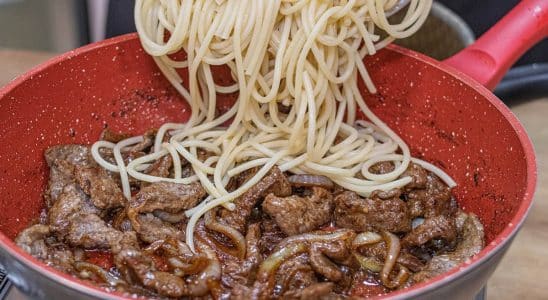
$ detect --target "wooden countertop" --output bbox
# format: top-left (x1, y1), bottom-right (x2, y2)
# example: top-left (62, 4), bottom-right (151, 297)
top-left (0, 49), bottom-right (546, 299)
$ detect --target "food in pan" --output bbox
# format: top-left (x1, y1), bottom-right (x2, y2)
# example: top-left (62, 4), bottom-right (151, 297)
top-left (16, 0), bottom-right (484, 298)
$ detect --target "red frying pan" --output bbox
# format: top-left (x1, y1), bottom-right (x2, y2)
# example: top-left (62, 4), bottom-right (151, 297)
top-left (0, 1), bottom-right (545, 299)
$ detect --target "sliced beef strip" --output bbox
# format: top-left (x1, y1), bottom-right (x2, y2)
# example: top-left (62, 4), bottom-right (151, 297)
top-left (99, 128), bottom-right (131, 143)
top-left (48, 184), bottom-right (101, 239)
top-left (115, 241), bottom-right (218, 298)
top-left (369, 161), bottom-right (395, 175)
top-left (127, 182), bottom-right (204, 243)
top-left (115, 249), bottom-right (187, 298)
top-left (370, 188), bottom-right (402, 200)
top-left (129, 129), bottom-right (156, 153)
top-left (220, 166), bottom-right (292, 233)
top-left (143, 154), bottom-right (173, 179)
top-left (65, 213), bottom-right (125, 249)
top-left (132, 213), bottom-right (182, 244)
top-left (411, 212), bottom-right (484, 283)
top-left (334, 191), bottom-right (412, 233)
top-left (406, 173), bottom-right (456, 218)
top-left (262, 187), bottom-right (333, 235)
top-left (44, 145), bottom-right (95, 206)
top-left (276, 254), bottom-right (317, 294)
top-left (259, 218), bottom-right (287, 256)
top-left (130, 182), bottom-right (205, 214)
top-left (47, 181), bottom-right (135, 251)
top-left (75, 166), bottom-right (126, 210)
top-left (400, 163), bottom-right (428, 190)
top-left (110, 231), bottom-right (140, 254)
top-left (402, 214), bottom-right (457, 249)
top-left (359, 241), bottom-right (425, 272)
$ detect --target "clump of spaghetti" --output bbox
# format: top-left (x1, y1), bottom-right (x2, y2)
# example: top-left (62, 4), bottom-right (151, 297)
top-left (91, 0), bottom-right (453, 251)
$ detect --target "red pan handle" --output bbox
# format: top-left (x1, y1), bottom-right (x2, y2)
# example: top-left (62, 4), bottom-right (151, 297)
top-left (444, 0), bottom-right (548, 90)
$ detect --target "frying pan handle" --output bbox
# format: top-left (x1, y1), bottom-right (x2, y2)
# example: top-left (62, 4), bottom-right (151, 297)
top-left (444, 0), bottom-right (548, 90)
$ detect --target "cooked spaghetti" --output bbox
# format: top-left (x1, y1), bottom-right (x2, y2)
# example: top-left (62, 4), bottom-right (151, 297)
top-left (91, 0), bottom-right (452, 251)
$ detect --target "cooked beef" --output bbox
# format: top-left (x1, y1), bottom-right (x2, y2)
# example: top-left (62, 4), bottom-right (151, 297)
top-left (360, 242), bottom-right (425, 272)
top-left (130, 182), bottom-right (205, 214)
top-left (65, 213), bottom-right (123, 249)
top-left (75, 166), bottom-right (126, 210)
top-left (131, 213), bottom-right (182, 243)
top-left (220, 167), bottom-right (292, 233)
top-left (110, 231), bottom-right (140, 254)
top-left (370, 188), bottom-right (402, 200)
top-left (100, 128), bottom-right (131, 143)
top-left (412, 212), bottom-right (484, 283)
top-left (230, 284), bottom-right (254, 300)
top-left (369, 161), bottom-right (395, 175)
top-left (402, 214), bottom-right (457, 248)
top-left (263, 187), bottom-right (333, 235)
top-left (48, 184), bottom-right (100, 239)
top-left (400, 163), bottom-right (428, 190)
top-left (127, 182), bottom-right (203, 243)
top-left (44, 145), bottom-right (95, 206)
top-left (115, 249), bottom-right (187, 298)
top-left (406, 173), bottom-right (456, 218)
top-left (129, 129), bottom-right (156, 153)
top-left (277, 254), bottom-right (317, 293)
top-left (18, 141), bottom-right (483, 299)
top-left (259, 218), bottom-right (287, 255)
top-left (334, 191), bottom-right (412, 233)
top-left (153, 210), bottom-right (187, 224)
top-left (143, 154), bottom-right (173, 179)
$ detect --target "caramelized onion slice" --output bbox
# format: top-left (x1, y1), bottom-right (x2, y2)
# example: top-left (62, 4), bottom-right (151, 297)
top-left (186, 242), bottom-right (222, 296)
top-left (74, 261), bottom-right (125, 287)
top-left (353, 252), bottom-right (384, 273)
top-left (252, 243), bottom-right (308, 298)
top-left (258, 243), bottom-right (307, 280)
top-left (380, 231), bottom-right (409, 289)
top-left (309, 244), bottom-right (344, 281)
top-left (352, 231), bottom-right (382, 249)
top-left (153, 210), bottom-right (187, 223)
top-left (204, 210), bottom-right (246, 259)
top-left (274, 229), bottom-right (355, 252)
top-left (288, 174), bottom-right (334, 189)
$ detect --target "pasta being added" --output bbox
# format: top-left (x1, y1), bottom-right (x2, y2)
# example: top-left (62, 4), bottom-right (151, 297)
top-left (93, 0), bottom-right (453, 250)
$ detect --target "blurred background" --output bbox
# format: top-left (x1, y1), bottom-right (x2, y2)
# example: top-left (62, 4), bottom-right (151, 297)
top-left (2, 0), bottom-right (547, 101)
top-left (0, 0), bottom-right (546, 65)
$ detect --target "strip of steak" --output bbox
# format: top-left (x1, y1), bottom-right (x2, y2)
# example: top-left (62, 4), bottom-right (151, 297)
top-left (262, 187), bottom-right (333, 235)
top-left (334, 191), bottom-right (412, 233)
top-left (220, 167), bottom-right (291, 233)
